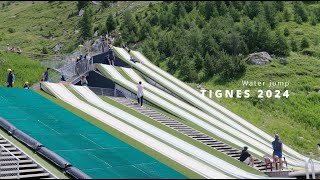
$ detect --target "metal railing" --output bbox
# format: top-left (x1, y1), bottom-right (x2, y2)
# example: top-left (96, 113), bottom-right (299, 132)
top-left (49, 58), bottom-right (94, 83)
top-left (89, 86), bottom-right (125, 97)
top-left (0, 145), bottom-right (19, 179)
top-left (305, 158), bottom-right (316, 179)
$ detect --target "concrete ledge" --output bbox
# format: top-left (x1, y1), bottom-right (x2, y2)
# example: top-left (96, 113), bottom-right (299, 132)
top-left (264, 170), bottom-right (291, 177)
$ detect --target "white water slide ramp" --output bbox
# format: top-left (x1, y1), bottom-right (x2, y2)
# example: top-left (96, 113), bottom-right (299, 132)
top-left (100, 64), bottom-right (273, 160)
top-left (71, 85), bottom-right (274, 179)
top-left (129, 49), bottom-right (309, 162)
top-left (113, 47), bottom-right (316, 167)
top-left (41, 82), bottom-right (231, 179)
top-left (114, 47), bottom-right (304, 166)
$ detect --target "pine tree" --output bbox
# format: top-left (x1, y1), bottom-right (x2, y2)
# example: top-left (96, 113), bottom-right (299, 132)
top-left (300, 37), bottom-right (309, 49)
top-left (293, 1), bottom-right (308, 22)
top-left (204, 52), bottom-right (214, 78)
top-left (243, 1), bottom-right (262, 20)
top-left (310, 14), bottom-right (317, 26)
top-left (79, 7), bottom-right (93, 40)
top-left (295, 14), bottom-right (303, 24)
top-left (274, 1), bottom-right (284, 12)
top-left (120, 11), bottom-right (138, 42)
top-left (283, 8), bottom-right (291, 22)
top-left (263, 2), bottom-right (278, 29)
top-left (218, 1), bottom-right (228, 16)
top-left (101, 1), bottom-right (109, 8)
top-left (272, 30), bottom-right (290, 56)
top-left (77, 1), bottom-right (89, 11)
top-left (290, 38), bottom-right (298, 52)
top-left (283, 27), bottom-right (290, 36)
top-left (105, 14), bottom-right (116, 33)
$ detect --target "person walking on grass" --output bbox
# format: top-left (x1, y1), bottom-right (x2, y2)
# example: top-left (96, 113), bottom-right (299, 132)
top-left (239, 146), bottom-right (254, 166)
top-left (137, 81), bottom-right (144, 106)
top-left (6, 69), bottom-right (15, 88)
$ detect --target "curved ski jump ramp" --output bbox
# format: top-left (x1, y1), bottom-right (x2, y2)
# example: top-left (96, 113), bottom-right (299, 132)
top-left (71, 85), bottom-right (270, 179)
top-left (42, 82), bottom-right (231, 179)
top-left (112, 47), bottom-right (318, 167)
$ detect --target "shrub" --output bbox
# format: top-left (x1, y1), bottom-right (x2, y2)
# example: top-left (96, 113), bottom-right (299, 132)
top-left (283, 27), bottom-right (290, 36)
top-left (300, 37), bottom-right (309, 49)
top-left (42, 47), bottom-right (48, 54)
top-left (8, 28), bottom-right (15, 33)
top-left (290, 38), bottom-right (298, 52)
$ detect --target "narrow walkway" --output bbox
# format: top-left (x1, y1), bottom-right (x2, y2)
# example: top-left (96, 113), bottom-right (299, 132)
top-left (108, 96), bottom-right (270, 172)
top-left (0, 135), bottom-right (55, 179)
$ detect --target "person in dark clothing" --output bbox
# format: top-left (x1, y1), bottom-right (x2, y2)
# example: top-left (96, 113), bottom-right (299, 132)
top-left (80, 76), bottom-right (88, 86)
top-left (60, 72), bottom-right (66, 81)
top-left (6, 69), bottom-right (15, 88)
top-left (104, 55), bottom-right (109, 65)
top-left (107, 48), bottom-right (115, 66)
top-left (239, 146), bottom-right (254, 166)
top-left (42, 68), bottom-right (50, 82)
top-left (272, 134), bottom-right (283, 170)
top-left (23, 82), bottom-right (30, 89)
top-left (130, 56), bottom-right (138, 63)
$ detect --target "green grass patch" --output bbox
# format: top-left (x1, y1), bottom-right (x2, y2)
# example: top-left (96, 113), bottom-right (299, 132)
top-left (189, 52), bottom-right (320, 159)
top-left (0, 52), bottom-right (45, 87)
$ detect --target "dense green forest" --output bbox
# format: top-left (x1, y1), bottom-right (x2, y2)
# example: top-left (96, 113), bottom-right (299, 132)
top-left (110, 1), bottom-right (319, 82)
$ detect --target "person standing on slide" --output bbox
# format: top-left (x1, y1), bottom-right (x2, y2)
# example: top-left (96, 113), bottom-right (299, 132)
top-left (137, 81), bottom-right (144, 106)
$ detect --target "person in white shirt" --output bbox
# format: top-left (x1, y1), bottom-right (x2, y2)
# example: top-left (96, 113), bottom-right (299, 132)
top-left (137, 81), bottom-right (144, 106)
top-left (81, 76), bottom-right (88, 86)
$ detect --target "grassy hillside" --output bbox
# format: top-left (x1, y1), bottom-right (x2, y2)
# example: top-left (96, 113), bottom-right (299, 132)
top-left (191, 51), bottom-right (320, 159)
top-left (0, 52), bottom-right (45, 87)
top-left (0, 1), bottom-right (155, 54)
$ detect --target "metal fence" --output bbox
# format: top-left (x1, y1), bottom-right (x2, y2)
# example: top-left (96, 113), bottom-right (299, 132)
top-left (0, 145), bottom-right (19, 179)
top-left (89, 86), bottom-right (125, 97)
top-left (49, 58), bottom-right (94, 83)
top-left (40, 50), bottom-right (99, 70)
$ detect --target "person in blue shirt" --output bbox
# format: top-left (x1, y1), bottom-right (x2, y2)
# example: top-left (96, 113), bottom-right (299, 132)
top-left (6, 69), bottom-right (15, 88)
top-left (272, 134), bottom-right (283, 170)
top-left (60, 72), bottom-right (66, 81)
top-left (107, 48), bottom-right (115, 66)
